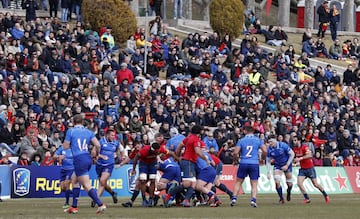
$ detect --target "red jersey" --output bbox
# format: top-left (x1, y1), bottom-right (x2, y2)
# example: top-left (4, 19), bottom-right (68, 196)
top-left (138, 145), bottom-right (168, 163)
top-left (293, 144), bottom-right (313, 169)
top-left (128, 149), bottom-right (139, 159)
top-left (182, 134), bottom-right (201, 163)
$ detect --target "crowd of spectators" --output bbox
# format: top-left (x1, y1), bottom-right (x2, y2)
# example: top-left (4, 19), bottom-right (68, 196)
top-left (0, 8), bottom-right (360, 168)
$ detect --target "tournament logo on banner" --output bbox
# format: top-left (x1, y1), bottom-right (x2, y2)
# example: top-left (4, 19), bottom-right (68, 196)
top-left (127, 168), bottom-right (137, 193)
top-left (13, 168), bottom-right (30, 197)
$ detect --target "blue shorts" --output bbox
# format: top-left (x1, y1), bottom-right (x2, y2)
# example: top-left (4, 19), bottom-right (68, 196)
top-left (96, 164), bottom-right (114, 178)
top-left (161, 166), bottom-right (181, 183)
top-left (60, 169), bottom-right (74, 182)
top-left (298, 167), bottom-right (317, 179)
top-left (73, 154), bottom-right (92, 177)
top-left (236, 163), bottom-right (259, 180)
top-left (197, 166), bottom-right (216, 183)
top-left (139, 161), bottom-right (158, 175)
top-left (180, 159), bottom-right (196, 179)
top-left (215, 162), bottom-right (223, 175)
top-left (274, 163), bottom-right (292, 172)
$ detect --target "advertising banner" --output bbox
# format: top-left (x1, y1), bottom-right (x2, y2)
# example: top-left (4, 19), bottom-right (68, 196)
top-left (344, 166), bottom-right (360, 193)
top-left (220, 166), bottom-right (353, 194)
top-left (0, 165), bottom-right (11, 199)
top-left (9, 165), bottom-right (354, 198)
top-left (10, 165), bottom-right (137, 198)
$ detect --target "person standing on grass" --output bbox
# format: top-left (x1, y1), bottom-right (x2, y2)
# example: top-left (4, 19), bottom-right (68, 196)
top-left (231, 124), bottom-right (267, 208)
top-left (62, 114), bottom-right (106, 214)
top-left (329, 4), bottom-right (340, 41)
top-left (266, 134), bottom-right (295, 204)
top-left (54, 145), bottom-right (75, 209)
top-left (91, 129), bottom-right (126, 208)
top-left (292, 135), bottom-right (330, 204)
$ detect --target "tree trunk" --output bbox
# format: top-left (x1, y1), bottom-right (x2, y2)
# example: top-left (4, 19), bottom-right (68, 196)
top-left (278, 0), bottom-right (290, 27)
top-left (344, 0), bottom-right (355, 31)
top-left (246, 0), bottom-right (256, 12)
top-left (304, 0), bottom-right (314, 29)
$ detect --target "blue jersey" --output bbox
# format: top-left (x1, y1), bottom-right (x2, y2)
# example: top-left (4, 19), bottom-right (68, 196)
top-left (267, 142), bottom-right (292, 167)
top-left (236, 134), bottom-right (264, 165)
top-left (64, 125), bottom-right (95, 158)
top-left (158, 157), bottom-right (179, 171)
top-left (166, 134), bottom-right (185, 152)
top-left (55, 146), bottom-right (74, 170)
top-left (196, 152), bottom-right (212, 170)
top-left (97, 137), bottom-right (121, 166)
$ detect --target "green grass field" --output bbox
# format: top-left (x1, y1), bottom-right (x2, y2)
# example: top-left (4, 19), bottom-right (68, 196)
top-left (0, 194), bottom-right (359, 219)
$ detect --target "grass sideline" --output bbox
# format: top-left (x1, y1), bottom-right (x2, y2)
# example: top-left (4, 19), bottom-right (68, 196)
top-left (0, 194), bottom-right (359, 219)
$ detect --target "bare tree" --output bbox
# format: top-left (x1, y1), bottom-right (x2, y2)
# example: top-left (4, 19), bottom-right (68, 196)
top-left (278, 0), bottom-right (290, 27)
top-left (304, 0), bottom-right (314, 29)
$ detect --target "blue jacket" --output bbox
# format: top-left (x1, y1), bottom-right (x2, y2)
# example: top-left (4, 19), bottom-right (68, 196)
top-left (10, 28), bottom-right (24, 40)
top-left (213, 70), bottom-right (228, 87)
top-left (203, 136), bottom-right (219, 152)
top-left (302, 40), bottom-right (312, 55)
